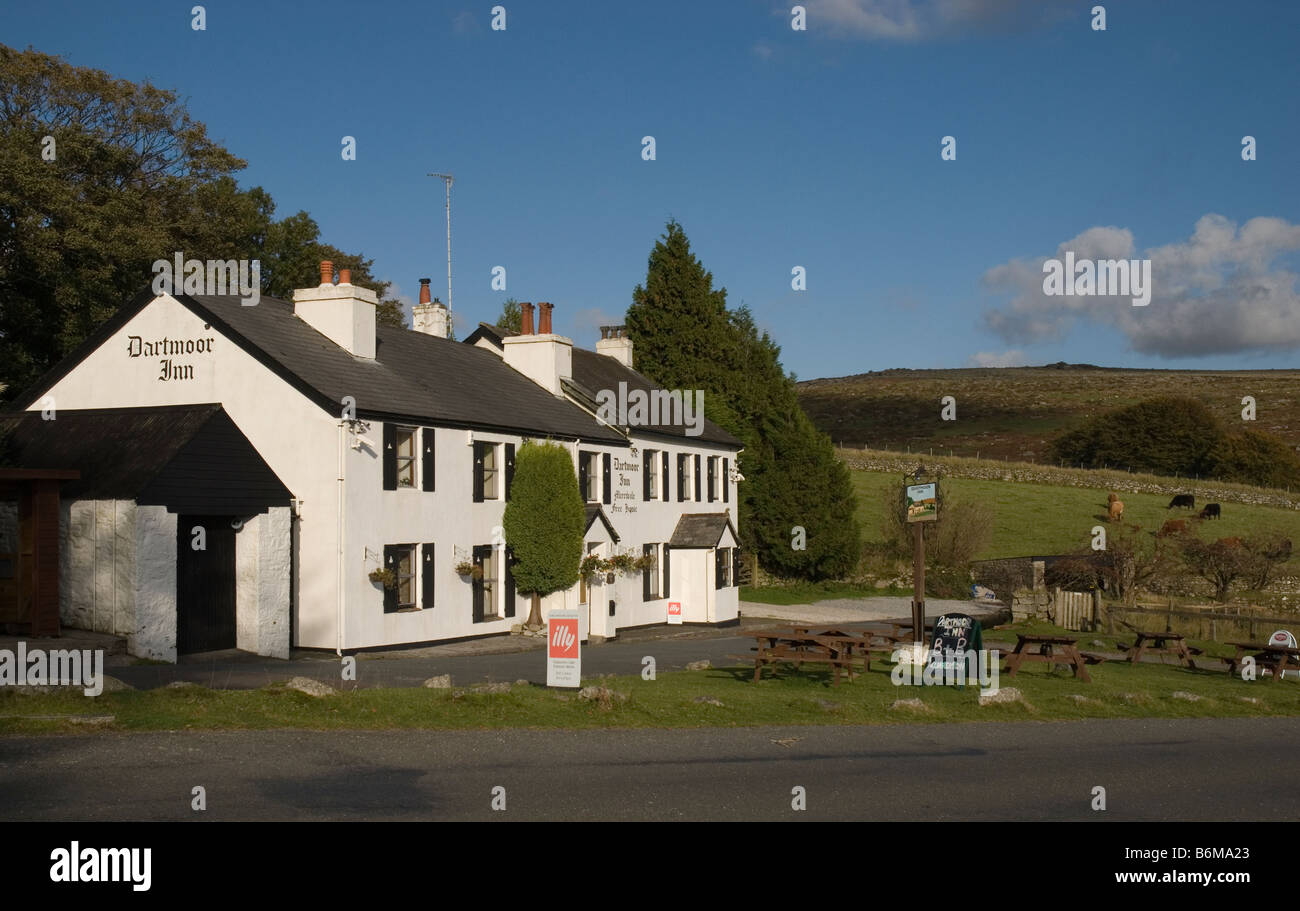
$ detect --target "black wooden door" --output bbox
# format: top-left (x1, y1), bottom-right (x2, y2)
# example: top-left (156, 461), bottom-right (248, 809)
top-left (176, 515), bottom-right (237, 653)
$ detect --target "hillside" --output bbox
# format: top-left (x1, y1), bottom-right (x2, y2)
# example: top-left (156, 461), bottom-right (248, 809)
top-left (797, 365), bottom-right (1300, 464)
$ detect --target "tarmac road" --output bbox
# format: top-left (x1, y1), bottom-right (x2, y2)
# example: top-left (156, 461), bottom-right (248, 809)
top-left (2, 717), bottom-right (1296, 821)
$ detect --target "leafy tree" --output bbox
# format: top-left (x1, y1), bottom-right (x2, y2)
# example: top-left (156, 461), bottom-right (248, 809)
top-left (494, 298), bottom-right (522, 334)
top-left (502, 440), bottom-right (586, 628)
top-left (625, 221), bottom-right (860, 580)
top-left (1206, 429), bottom-right (1300, 490)
top-left (1050, 397), bottom-right (1223, 477)
top-left (0, 43), bottom-right (404, 399)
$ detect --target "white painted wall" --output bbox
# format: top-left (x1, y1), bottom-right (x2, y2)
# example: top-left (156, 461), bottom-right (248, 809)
top-left (32, 292), bottom-right (741, 655)
top-left (235, 508), bottom-right (292, 659)
top-left (33, 294), bottom-right (333, 651)
top-left (134, 505), bottom-right (176, 661)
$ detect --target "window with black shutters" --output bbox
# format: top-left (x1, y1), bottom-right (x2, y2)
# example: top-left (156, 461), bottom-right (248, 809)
top-left (642, 543), bottom-right (659, 600)
top-left (580, 451), bottom-right (598, 502)
top-left (474, 441), bottom-right (500, 501)
top-left (715, 547), bottom-right (730, 590)
top-left (421, 543), bottom-right (435, 609)
top-left (421, 429), bottom-right (436, 492)
top-left (395, 427), bottom-right (417, 488)
top-left (644, 449), bottom-right (658, 499)
top-left (384, 544), bottom-right (417, 611)
top-left (472, 544), bottom-right (497, 621)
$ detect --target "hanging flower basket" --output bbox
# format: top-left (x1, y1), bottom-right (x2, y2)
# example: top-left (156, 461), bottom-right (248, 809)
top-left (454, 560), bottom-right (483, 580)
top-left (368, 568), bottom-right (398, 590)
top-left (580, 554), bottom-right (607, 582)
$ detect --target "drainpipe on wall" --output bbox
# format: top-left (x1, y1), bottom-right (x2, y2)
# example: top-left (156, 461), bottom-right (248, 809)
top-left (336, 422), bottom-right (346, 656)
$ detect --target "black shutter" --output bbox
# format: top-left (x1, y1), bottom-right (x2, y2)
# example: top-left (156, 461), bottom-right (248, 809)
top-left (602, 453), bottom-right (612, 505)
top-left (504, 547), bottom-right (516, 617)
top-left (382, 424), bottom-right (397, 491)
top-left (694, 455), bottom-right (702, 501)
top-left (642, 544), bottom-right (652, 601)
top-left (422, 543), bottom-right (435, 609)
top-left (715, 548), bottom-right (725, 590)
top-left (421, 428), bottom-right (435, 491)
top-left (677, 454), bottom-right (686, 501)
top-left (663, 545), bottom-right (670, 598)
top-left (730, 548), bottom-right (736, 587)
top-left (707, 458), bottom-right (715, 502)
top-left (579, 453), bottom-right (589, 501)
top-left (383, 545), bottom-right (398, 612)
top-left (643, 451), bottom-right (652, 500)
top-left (472, 545), bottom-right (489, 622)
top-left (662, 452), bottom-right (669, 501)
top-left (505, 443), bottom-right (516, 500)
top-left (723, 458), bottom-right (729, 503)
top-left (472, 441), bottom-right (485, 502)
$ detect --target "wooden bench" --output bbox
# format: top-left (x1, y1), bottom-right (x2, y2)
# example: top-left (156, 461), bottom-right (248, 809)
top-left (1002, 634), bottom-right (1093, 683)
top-left (747, 629), bottom-right (870, 687)
top-left (1124, 631), bottom-right (1198, 670)
top-left (1225, 641), bottom-right (1300, 681)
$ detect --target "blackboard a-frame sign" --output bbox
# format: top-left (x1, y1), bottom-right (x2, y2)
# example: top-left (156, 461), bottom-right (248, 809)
top-left (929, 613), bottom-right (983, 684)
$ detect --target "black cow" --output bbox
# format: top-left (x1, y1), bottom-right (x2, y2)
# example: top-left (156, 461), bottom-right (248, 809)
top-left (1199, 503), bottom-right (1221, 520)
top-left (1168, 494), bottom-right (1195, 509)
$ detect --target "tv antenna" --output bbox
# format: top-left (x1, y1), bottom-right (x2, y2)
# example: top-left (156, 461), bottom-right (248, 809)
top-left (428, 172), bottom-right (454, 315)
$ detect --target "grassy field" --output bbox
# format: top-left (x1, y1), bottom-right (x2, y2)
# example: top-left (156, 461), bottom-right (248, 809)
top-left (849, 468), bottom-right (1300, 570)
top-left (2, 620), bottom-right (1297, 733)
top-left (798, 366), bottom-right (1300, 462)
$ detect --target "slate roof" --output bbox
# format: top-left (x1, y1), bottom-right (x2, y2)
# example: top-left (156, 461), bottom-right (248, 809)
top-left (668, 512), bottom-right (740, 548)
top-left (467, 323), bottom-right (742, 448)
top-left (583, 504), bottom-right (620, 543)
top-left (12, 291), bottom-right (627, 445)
top-left (0, 405), bottom-right (292, 512)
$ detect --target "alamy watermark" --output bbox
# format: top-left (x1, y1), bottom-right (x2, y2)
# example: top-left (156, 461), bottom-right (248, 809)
top-left (152, 252), bottom-right (260, 306)
top-left (596, 381), bottom-right (704, 437)
top-left (0, 642), bottom-right (104, 696)
top-left (1042, 252), bottom-right (1151, 307)
top-left (892, 646), bottom-right (1000, 694)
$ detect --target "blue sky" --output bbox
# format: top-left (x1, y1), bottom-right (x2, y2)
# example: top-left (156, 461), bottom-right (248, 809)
top-left (7, 0), bottom-right (1299, 379)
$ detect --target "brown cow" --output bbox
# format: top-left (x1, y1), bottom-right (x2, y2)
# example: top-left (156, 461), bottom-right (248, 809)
top-left (1158, 519), bottom-right (1189, 537)
top-left (1108, 498), bottom-right (1124, 521)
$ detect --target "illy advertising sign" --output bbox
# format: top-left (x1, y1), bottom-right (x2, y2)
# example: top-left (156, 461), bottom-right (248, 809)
top-left (667, 601), bottom-right (682, 625)
top-left (546, 609), bottom-right (581, 688)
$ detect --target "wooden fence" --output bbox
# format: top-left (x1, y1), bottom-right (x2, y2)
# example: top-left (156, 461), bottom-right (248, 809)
top-left (1101, 601), bottom-right (1300, 642)
top-left (1051, 589), bottom-right (1096, 632)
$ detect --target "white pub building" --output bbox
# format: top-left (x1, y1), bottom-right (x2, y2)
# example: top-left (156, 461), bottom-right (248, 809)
top-left (0, 262), bottom-right (742, 661)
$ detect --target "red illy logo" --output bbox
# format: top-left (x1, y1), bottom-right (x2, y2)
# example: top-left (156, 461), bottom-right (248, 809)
top-left (550, 620), bottom-right (578, 658)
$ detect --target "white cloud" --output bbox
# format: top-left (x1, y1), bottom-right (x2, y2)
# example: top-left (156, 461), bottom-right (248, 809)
top-left (967, 349), bottom-right (1027, 367)
top-left (803, 0), bottom-right (1073, 41)
top-left (981, 215), bottom-right (1300, 357)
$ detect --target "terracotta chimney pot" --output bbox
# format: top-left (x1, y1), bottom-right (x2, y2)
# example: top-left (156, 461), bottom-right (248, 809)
top-left (319, 261), bottom-right (334, 286)
top-left (521, 302), bottom-right (535, 335)
top-left (538, 302), bottom-right (553, 334)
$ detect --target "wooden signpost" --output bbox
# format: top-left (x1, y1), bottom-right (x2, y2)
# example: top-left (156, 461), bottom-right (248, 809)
top-left (905, 474), bottom-right (938, 648)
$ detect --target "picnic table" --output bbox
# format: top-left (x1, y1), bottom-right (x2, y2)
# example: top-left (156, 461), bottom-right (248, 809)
top-left (1124, 631), bottom-right (1200, 670)
top-left (1225, 641), bottom-right (1300, 681)
top-left (1002, 634), bottom-right (1093, 683)
top-left (745, 626), bottom-right (870, 687)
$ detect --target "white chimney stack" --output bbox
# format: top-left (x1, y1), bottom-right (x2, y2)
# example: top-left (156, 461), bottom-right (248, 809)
top-left (596, 325), bottom-right (633, 368)
top-left (292, 260), bottom-right (377, 359)
top-left (502, 301), bottom-right (572, 395)
top-left (412, 278), bottom-right (450, 338)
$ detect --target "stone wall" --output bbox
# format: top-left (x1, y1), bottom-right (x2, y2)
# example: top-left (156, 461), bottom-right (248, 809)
top-left (134, 505), bottom-right (177, 661)
top-left (840, 450), bottom-right (1300, 510)
top-left (61, 499), bottom-right (136, 637)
